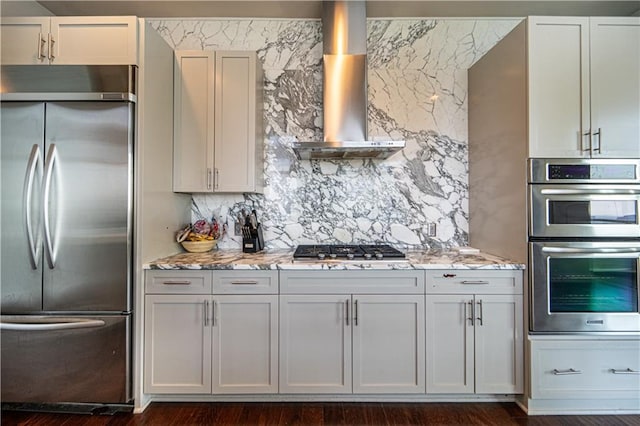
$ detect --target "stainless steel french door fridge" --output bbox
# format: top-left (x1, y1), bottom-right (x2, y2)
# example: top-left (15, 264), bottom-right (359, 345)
top-left (1, 99), bottom-right (133, 406)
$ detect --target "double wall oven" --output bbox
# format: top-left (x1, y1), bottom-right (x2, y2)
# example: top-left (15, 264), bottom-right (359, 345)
top-left (528, 158), bottom-right (640, 333)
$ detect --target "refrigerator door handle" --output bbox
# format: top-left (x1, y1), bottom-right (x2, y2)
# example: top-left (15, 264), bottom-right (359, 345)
top-left (0, 316), bottom-right (106, 331)
top-left (43, 143), bottom-right (58, 269)
top-left (24, 144), bottom-right (43, 269)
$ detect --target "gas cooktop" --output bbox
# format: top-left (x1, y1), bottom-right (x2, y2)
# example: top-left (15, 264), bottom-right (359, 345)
top-left (293, 244), bottom-right (406, 261)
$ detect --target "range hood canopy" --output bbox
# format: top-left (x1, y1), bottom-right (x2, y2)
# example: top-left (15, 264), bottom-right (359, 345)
top-left (292, 0), bottom-right (405, 160)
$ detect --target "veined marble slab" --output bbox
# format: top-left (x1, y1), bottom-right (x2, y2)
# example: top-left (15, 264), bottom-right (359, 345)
top-left (150, 18), bottom-right (522, 251)
top-left (144, 249), bottom-right (525, 270)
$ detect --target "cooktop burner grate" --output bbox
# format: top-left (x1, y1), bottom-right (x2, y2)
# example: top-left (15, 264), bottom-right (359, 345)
top-left (293, 244), bottom-right (405, 260)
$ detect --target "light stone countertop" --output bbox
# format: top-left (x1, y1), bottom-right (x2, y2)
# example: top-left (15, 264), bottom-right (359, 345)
top-left (144, 248), bottom-right (525, 271)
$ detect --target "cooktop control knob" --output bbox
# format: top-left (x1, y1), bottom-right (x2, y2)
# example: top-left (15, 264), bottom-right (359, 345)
top-left (317, 253), bottom-right (326, 260)
top-left (330, 253), bottom-right (337, 259)
top-left (347, 253), bottom-right (355, 260)
top-left (364, 253), bottom-right (372, 260)
top-left (375, 253), bottom-right (383, 259)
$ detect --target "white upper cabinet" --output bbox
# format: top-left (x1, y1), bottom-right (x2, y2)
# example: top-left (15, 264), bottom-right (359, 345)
top-left (589, 18), bottom-right (640, 158)
top-left (528, 16), bottom-right (640, 158)
top-left (173, 50), bottom-right (264, 193)
top-left (173, 51), bottom-right (215, 192)
top-left (1, 16), bottom-right (138, 65)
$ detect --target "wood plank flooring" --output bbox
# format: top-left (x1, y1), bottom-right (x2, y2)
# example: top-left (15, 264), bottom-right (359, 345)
top-left (2, 402), bottom-right (640, 426)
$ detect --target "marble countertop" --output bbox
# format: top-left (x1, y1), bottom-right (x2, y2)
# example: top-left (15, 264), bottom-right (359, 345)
top-left (144, 249), bottom-right (525, 271)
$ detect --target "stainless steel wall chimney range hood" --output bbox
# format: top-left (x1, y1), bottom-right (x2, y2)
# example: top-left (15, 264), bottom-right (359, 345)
top-left (292, 1), bottom-right (405, 160)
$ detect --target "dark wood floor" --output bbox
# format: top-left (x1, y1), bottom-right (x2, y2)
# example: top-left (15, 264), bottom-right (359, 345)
top-left (2, 402), bottom-right (640, 426)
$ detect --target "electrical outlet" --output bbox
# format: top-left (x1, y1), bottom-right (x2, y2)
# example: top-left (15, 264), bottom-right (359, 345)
top-left (426, 223), bottom-right (437, 237)
top-left (234, 221), bottom-right (242, 236)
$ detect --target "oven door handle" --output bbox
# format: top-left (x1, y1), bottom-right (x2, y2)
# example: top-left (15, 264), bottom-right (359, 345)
top-left (541, 247), bottom-right (640, 254)
top-left (539, 189), bottom-right (640, 195)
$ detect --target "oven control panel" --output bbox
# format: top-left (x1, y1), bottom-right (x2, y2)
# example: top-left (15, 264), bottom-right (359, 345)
top-left (548, 164), bottom-right (637, 180)
top-left (529, 159), bottom-right (640, 183)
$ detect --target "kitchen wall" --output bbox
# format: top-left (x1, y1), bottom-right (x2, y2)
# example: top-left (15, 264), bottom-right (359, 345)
top-left (150, 17), bottom-right (521, 250)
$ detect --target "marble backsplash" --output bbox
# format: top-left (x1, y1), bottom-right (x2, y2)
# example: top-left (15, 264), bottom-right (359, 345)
top-left (150, 18), bottom-right (521, 250)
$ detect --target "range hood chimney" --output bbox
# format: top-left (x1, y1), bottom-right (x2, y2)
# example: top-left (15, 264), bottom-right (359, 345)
top-left (292, 1), bottom-right (405, 160)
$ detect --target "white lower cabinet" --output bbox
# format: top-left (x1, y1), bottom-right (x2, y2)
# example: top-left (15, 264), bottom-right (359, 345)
top-left (143, 268), bottom-right (524, 400)
top-left (144, 294), bottom-right (212, 394)
top-left (212, 295), bottom-right (278, 394)
top-left (144, 270), bottom-right (278, 394)
top-left (530, 338), bottom-right (640, 400)
top-left (279, 294), bottom-right (352, 393)
top-left (425, 270), bottom-right (524, 395)
top-left (352, 295), bottom-right (425, 394)
top-left (278, 271), bottom-right (426, 394)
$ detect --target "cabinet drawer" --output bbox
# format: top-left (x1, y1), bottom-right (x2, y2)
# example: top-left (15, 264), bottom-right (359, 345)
top-left (212, 270), bottom-right (278, 294)
top-left (426, 270), bottom-right (522, 294)
top-left (531, 339), bottom-right (640, 399)
top-left (280, 270), bottom-right (424, 294)
top-left (145, 270), bottom-right (213, 294)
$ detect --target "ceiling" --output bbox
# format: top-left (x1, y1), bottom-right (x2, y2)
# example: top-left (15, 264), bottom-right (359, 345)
top-left (29, 1), bottom-right (640, 18)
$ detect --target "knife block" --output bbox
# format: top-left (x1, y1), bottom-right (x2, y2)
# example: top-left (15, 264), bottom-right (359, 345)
top-left (242, 223), bottom-right (264, 253)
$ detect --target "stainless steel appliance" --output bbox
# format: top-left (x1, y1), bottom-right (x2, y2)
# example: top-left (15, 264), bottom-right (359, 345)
top-left (0, 65), bottom-right (135, 410)
top-left (528, 158), bottom-right (640, 333)
top-left (291, 1), bottom-right (405, 160)
top-left (530, 241), bottom-right (640, 332)
top-left (293, 244), bottom-right (406, 261)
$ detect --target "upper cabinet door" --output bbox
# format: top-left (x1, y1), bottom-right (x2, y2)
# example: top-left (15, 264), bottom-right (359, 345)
top-left (528, 17), bottom-right (591, 158)
top-left (173, 50), bottom-right (263, 194)
top-left (589, 17), bottom-right (640, 158)
top-left (173, 50), bottom-right (216, 192)
top-left (50, 16), bottom-right (138, 65)
top-left (0, 18), bottom-right (50, 65)
top-left (214, 51), bottom-right (262, 193)
top-left (0, 17), bottom-right (137, 66)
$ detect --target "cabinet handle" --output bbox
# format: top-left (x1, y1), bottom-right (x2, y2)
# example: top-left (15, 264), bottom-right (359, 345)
top-left (215, 168), bottom-right (219, 190)
top-left (581, 130), bottom-right (591, 152)
top-left (213, 300), bottom-right (218, 326)
top-left (461, 280), bottom-right (489, 285)
top-left (230, 280), bottom-right (258, 285)
top-left (207, 168), bottom-right (212, 190)
top-left (37, 32), bottom-right (46, 60)
top-left (467, 300), bottom-right (474, 326)
top-left (476, 300), bottom-right (483, 326)
top-left (203, 300), bottom-right (209, 326)
top-left (48, 34), bottom-right (55, 60)
top-left (162, 280), bottom-right (191, 285)
top-left (442, 273), bottom-right (456, 278)
top-left (354, 300), bottom-right (359, 326)
top-left (593, 128), bottom-right (602, 154)
top-left (553, 368), bottom-right (582, 375)
top-left (345, 300), bottom-right (349, 326)
top-left (611, 368), bottom-right (640, 375)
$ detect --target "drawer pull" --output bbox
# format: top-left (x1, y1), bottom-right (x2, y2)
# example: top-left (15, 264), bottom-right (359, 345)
top-left (230, 280), bottom-right (259, 285)
top-left (611, 368), bottom-right (640, 375)
top-left (162, 280), bottom-right (191, 285)
top-left (442, 274), bottom-right (457, 278)
top-left (553, 368), bottom-right (582, 375)
top-left (461, 280), bottom-right (489, 285)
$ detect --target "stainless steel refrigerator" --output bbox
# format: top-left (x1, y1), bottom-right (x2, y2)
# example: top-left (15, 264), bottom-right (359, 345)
top-left (1, 66), bottom-right (134, 409)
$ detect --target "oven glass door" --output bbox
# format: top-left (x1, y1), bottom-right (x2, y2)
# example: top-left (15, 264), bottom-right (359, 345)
top-left (530, 242), bottom-right (640, 332)
top-left (529, 184), bottom-right (640, 238)
top-left (549, 257), bottom-right (637, 313)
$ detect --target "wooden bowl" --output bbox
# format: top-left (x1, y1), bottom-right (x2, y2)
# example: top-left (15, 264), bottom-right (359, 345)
top-left (181, 240), bottom-right (216, 253)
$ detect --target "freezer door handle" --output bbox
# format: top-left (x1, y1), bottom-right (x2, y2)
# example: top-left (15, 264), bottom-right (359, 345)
top-left (0, 317), bottom-right (106, 331)
top-left (24, 144), bottom-right (43, 269)
top-left (43, 143), bottom-right (58, 269)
